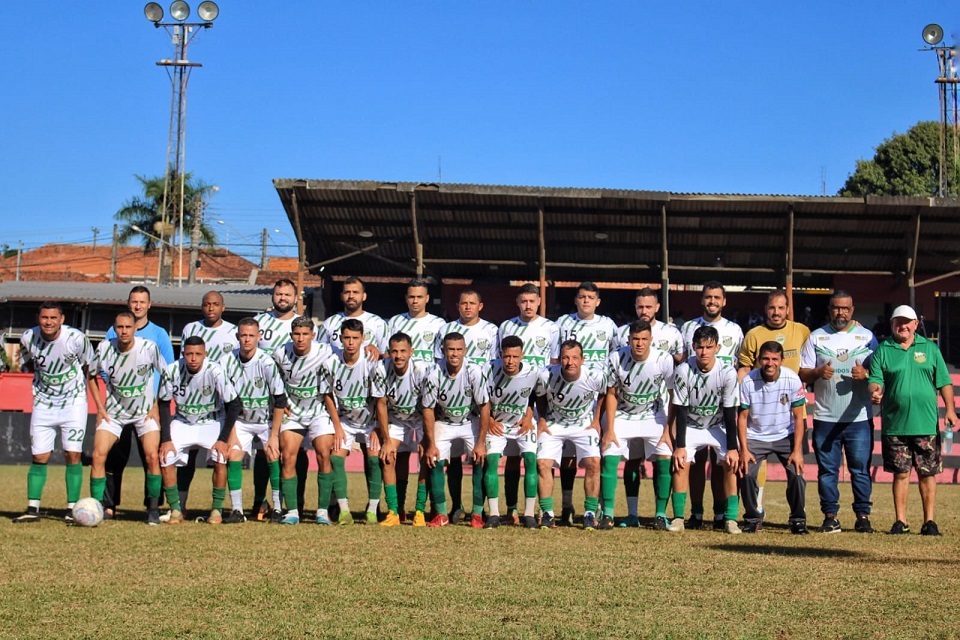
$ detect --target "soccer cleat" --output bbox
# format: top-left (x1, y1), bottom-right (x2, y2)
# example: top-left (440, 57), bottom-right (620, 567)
top-left (503, 512), bottom-right (520, 527)
top-left (166, 509), bottom-right (184, 525)
top-left (280, 512), bottom-right (300, 525)
top-left (741, 520), bottom-right (763, 534)
top-left (64, 511), bottom-right (75, 525)
top-left (653, 515), bottom-right (670, 531)
top-left (685, 515), bottom-right (704, 530)
top-left (854, 514), bottom-right (875, 534)
top-left (560, 507), bottom-right (575, 527)
top-left (365, 511), bottom-right (378, 524)
top-left (103, 508), bottom-right (115, 521)
top-left (712, 516), bottom-right (725, 531)
top-left (206, 509), bottom-right (223, 525)
top-left (666, 518), bottom-right (685, 533)
top-left (222, 510), bottom-right (247, 524)
top-left (146, 510), bottom-right (161, 526)
top-left (523, 515), bottom-right (539, 529)
top-left (427, 514), bottom-right (449, 528)
top-left (597, 515), bottom-right (615, 530)
top-left (619, 514), bottom-right (641, 528)
top-left (483, 515), bottom-right (501, 529)
top-left (328, 503), bottom-right (341, 522)
top-left (270, 509), bottom-right (283, 524)
top-left (398, 510), bottom-right (408, 524)
top-left (254, 502), bottom-right (271, 522)
top-left (338, 511), bottom-right (354, 526)
top-left (920, 520), bottom-right (942, 536)
top-left (315, 514), bottom-right (332, 525)
top-left (723, 519), bottom-right (742, 535)
top-left (412, 511), bottom-right (427, 527)
top-left (539, 512), bottom-right (556, 529)
top-left (448, 508), bottom-right (465, 525)
top-left (888, 520), bottom-right (910, 535)
top-left (13, 507), bottom-right (40, 524)
top-left (818, 516), bottom-right (841, 534)
top-left (790, 521), bottom-right (810, 535)
top-left (582, 511), bottom-right (597, 531)
top-left (470, 514), bottom-right (484, 529)
top-left (380, 511), bottom-right (401, 527)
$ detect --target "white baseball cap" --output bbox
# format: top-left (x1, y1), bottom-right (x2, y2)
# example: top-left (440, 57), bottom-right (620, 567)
top-left (891, 305), bottom-right (918, 321)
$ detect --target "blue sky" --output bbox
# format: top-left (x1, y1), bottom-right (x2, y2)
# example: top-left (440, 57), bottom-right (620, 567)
top-left (1, 2), bottom-right (956, 261)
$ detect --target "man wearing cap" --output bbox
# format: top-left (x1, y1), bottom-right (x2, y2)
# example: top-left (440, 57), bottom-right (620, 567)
top-left (868, 304), bottom-right (957, 536)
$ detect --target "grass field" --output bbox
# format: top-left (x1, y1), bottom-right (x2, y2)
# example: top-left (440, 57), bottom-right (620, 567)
top-left (1, 464), bottom-right (959, 640)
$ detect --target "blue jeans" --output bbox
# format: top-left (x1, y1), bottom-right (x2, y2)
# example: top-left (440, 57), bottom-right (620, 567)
top-left (812, 419), bottom-right (873, 516)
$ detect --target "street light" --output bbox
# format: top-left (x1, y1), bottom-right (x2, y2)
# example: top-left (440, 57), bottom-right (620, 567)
top-left (920, 23), bottom-right (959, 198)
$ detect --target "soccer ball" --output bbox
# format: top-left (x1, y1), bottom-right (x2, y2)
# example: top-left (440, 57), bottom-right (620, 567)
top-left (72, 497), bottom-right (104, 527)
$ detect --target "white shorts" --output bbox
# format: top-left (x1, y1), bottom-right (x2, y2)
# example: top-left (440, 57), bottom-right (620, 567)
top-left (30, 405), bottom-right (88, 455)
top-left (603, 417), bottom-right (671, 459)
top-left (486, 425), bottom-right (537, 456)
top-left (96, 414), bottom-right (159, 440)
top-left (234, 420), bottom-right (272, 456)
top-left (341, 421), bottom-right (376, 452)
top-left (388, 419), bottom-right (423, 454)
top-left (281, 414), bottom-right (334, 444)
top-left (537, 425), bottom-right (601, 465)
top-left (161, 419), bottom-right (226, 467)
top-left (435, 419), bottom-right (477, 463)
top-left (682, 426), bottom-right (729, 462)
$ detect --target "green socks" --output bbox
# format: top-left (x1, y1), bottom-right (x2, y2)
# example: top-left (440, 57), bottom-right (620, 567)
top-left (484, 454), bottom-right (501, 500)
top-left (281, 476), bottom-right (298, 512)
top-left (472, 460), bottom-right (484, 515)
top-left (672, 491), bottom-right (688, 520)
top-left (27, 462), bottom-right (48, 502)
top-left (522, 452), bottom-right (538, 500)
top-left (331, 455), bottom-right (347, 501)
top-left (90, 476), bottom-right (107, 502)
top-left (164, 484), bottom-right (182, 512)
top-left (65, 463), bottom-right (82, 504)
top-left (600, 455), bottom-right (621, 517)
top-left (384, 484), bottom-right (398, 513)
top-left (653, 458), bottom-right (672, 518)
top-left (366, 455), bottom-right (382, 504)
top-left (539, 496), bottom-right (555, 514)
top-left (146, 473), bottom-right (162, 500)
top-left (268, 460), bottom-right (281, 493)
top-left (584, 495), bottom-right (599, 514)
top-left (227, 461), bottom-right (243, 491)
top-left (212, 487), bottom-right (226, 511)
top-left (317, 471), bottom-right (333, 509)
top-left (725, 495), bottom-right (739, 522)
top-left (415, 481), bottom-right (428, 513)
top-left (430, 461), bottom-right (447, 514)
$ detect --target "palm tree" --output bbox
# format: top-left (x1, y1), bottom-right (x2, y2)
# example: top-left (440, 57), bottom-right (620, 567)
top-left (115, 171), bottom-right (219, 250)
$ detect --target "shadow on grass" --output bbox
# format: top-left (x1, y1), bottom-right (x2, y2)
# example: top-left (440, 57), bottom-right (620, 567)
top-left (706, 544), bottom-right (867, 558)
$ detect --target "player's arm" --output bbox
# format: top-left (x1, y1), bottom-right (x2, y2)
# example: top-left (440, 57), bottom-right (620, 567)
top-left (724, 405), bottom-right (740, 472)
top-left (267, 395), bottom-right (286, 459)
top-left (474, 402), bottom-right (490, 461)
top-left (535, 394), bottom-right (550, 436)
top-left (737, 405), bottom-right (752, 475)
top-left (787, 404), bottom-right (805, 473)
top-left (517, 401), bottom-right (535, 436)
top-left (85, 365), bottom-right (109, 424)
top-left (211, 397), bottom-right (241, 461)
top-left (659, 390), bottom-right (676, 449)
top-left (421, 405), bottom-right (439, 467)
top-left (323, 393), bottom-right (345, 451)
top-left (672, 405), bottom-right (688, 470)
top-left (940, 382), bottom-right (958, 429)
top-left (601, 387), bottom-right (619, 447)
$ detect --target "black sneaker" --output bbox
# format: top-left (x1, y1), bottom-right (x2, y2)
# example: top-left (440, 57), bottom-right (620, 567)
top-left (448, 508), bottom-right (465, 525)
top-left (741, 520), bottom-right (763, 534)
top-left (223, 509), bottom-right (247, 524)
top-left (854, 514), bottom-right (875, 534)
top-left (582, 512), bottom-right (597, 530)
top-left (712, 516), bottom-right (726, 531)
top-left (146, 509), bottom-right (161, 526)
top-left (818, 516), bottom-right (841, 534)
top-left (13, 507), bottom-right (40, 524)
top-left (685, 515), bottom-right (704, 530)
top-left (560, 507), bottom-right (576, 527)
top-left (596, 515), bottom-right (615, 530)
top-left (888, 520), bottom-right (910, 535)
top-left (269, 509), bottom-right (283, 524)
top-left (482, 515), bottom-right (500, 529)
top-left (790, 521), bottom-right (809, 535)
top-left (522, 515), bottom-right (539, 529)
top-left (539, 512), bottom-right (556, 529)
top-left (920, 520), bottom-right (942, 536)
top-left (653, 515), bottom-right (670, 531)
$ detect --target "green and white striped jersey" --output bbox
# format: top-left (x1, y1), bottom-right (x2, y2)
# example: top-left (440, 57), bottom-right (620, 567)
top-left (422, 362), bottom-right (490, 425)
top-left (219, 349), bottom-right (286, 424)
top-left (323, 354), bottom-right (387, 428)
top-left (433, 318), bottom-right (499, 365)
top-left (254, 311), bottom-right (301, 355)
top-left (497, 316), bottom-right (560, 367)
top-left (159, 358), bottom-right (237, 425)
top-left (181, 319), bottom-right (238, 362)
top-left (319, 311), bottom-right (389, 354)
top-left (94, 336), bottom-right (167, 422)
top-left (672, 359), bottom-right (738, 430)
top-left (273, 341), bottom-right (333, 422)
top-left (487, 360), bottom-right (540, 430)
top-left (535, 365), bottom-right (605, 429)
top-left (606, 346), bottom-right (674, 422)
top-left (384, 359), bottom-right (428, 424)
top-left (616, 320), bottom-right (685, 358)
top-left (387, 313), bottom-right (446, 364)
top-left (20, 325), bottom-right (95, 410)
top-left (679, 317), bottom-right (743, 367)
top-left (556, 313), bottom-right (618, 371)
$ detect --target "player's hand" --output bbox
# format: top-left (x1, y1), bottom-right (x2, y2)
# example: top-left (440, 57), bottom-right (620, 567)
top-left (537, 419), bottom-right (551, 437)
top-left (488, 421), bottom-right (505, 437)
top-left (472, 442), bottom-right (486, 463)
top-left (424, 443), bottom-right (440, 468)
top-left (364, 344), bottom-right (381, 362)
top-left (787, 451), bottom-right (804, 475)
top-left (819, 363), bottom-right (835, 380)
top-left (740, 450), bottom-right (756, 476)
top-left (368, 431), bottom-right (381, 454)
top-left (850, 359), bottom-right (867, 381)
top-left (518, 414), bottom-right (534, 435)
top-left (332, 428), bottom-right (345, 453)
top-left (284, 406), bottom-right (292, 417)
top-left (657, 432), bottom-right (673, 451)
top-left (159, 441), bottom-right (176, 466)
top-left (671, 448), bottom-right (687, 472)
top-left (725, 450), bottom-right (741, 476)
top-left (379, 440), bottom-right (397, 463)
top-left (96, 410), bottom-right (110, 428)
top-left (587, 420), bottom-right (601, 435)
top-left (265, 437), bottom-right (280, 459)
top-left (211, 440), bottom-right (230, 463)
top-left (601, 430), bottom-right (620, 451)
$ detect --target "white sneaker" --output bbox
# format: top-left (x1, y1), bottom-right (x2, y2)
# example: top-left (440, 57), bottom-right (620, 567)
top-left (724, 519), bottom-right (742, 535)
top-left (158, 511), bottom-right (172, 523)
top-left (667, 517), bottom-right (685, 533)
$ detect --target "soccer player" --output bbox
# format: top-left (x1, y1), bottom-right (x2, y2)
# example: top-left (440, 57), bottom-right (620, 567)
top-left (534, 340), bottom-right (606, 530)
top-left (738, 341), bottom-right (809, 534)
top-left (473, 335), bottom-right (540, 529)
top-left (668, 326), bottom-right (742, 534)
top-left (420, 332), bottom-right (491, 527)
top-left (156, 336), bottom-right (241, 525)
top-left (378, 332), bottom-right (430, 526)
top-left (270, 316), bottom-right (341, 525)
top-left (319, 276), bottom-right (388, 359)
top-left (498, 283), bottom-right (559, 525)
top-left (87, 311), bottom-right (168, 524)
top-left (615, 286), bottom-right (685, 527)
top-left (219, 317), bottom-right (287, 524)
top-left (324, 319), bottom-right (388, 525)
top-left (14, 301), bottom-right (97, 523)
top-left (600, 320), bottom-right (675, 530)
top-left (387, 278), bottom-right (446, 365)
top-left (679, 281), bottom-right (743, 530)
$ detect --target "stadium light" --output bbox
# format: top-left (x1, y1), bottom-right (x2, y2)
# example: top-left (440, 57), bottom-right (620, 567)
top-left (144, 2), bottom-right (163, 22)
top-left (170, 1), bottom-right (190, 21)
top-left (358, 229), bottom-right (374, 238)
top-left (197, 1), bottom-right (219, 22)
top-left (922, 23), bottom-right (944, 45)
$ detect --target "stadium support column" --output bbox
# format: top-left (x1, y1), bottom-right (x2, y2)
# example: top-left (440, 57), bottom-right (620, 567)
top-left (660, 203), bottom-right (670, 321)
top-left (538, 200), bottom-right (547, 317)
top-left (908, 208), bottom-right (921, 309)
top-left (110, 225), bottom-right (119, 283)
top-left (410, 192), bottom-right (424, 277)
top-left (291, 189), bottom-right (306, 315)
top-left (785, 205), bottom-right (794, 320)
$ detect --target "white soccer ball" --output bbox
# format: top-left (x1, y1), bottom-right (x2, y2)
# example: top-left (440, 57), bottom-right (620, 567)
top-left (72, 497), bottom-right (104, 527)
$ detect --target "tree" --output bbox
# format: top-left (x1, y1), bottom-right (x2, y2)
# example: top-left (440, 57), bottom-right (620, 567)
top-left (115, 171), bottom-right (219, 250)
top-left (838, 120), bottom-right (960, 197)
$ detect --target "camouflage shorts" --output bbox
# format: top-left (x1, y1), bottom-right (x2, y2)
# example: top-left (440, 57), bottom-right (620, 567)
top-left (881, 434), bottom-right (942, 477)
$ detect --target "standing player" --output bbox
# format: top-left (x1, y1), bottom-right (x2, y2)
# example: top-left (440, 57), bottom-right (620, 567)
top-left (14, 302), bottom-right (97, 523)
top-left (219, 317), bottom-right (287, 524)
top-left (498, 283), bottom-right (559, 524)
top-left (319, 276), bottom-right (388, 359)
top-left (324, 319), bottom-right (388, 525)
top-left (156, 336), bottom-right (241, 525)
top-left (668, 326), bottom-right (742, 534)
top-left (387, 278), bottom-right (446, 365)
top-left (534, 340), bottom-right (606, 530)
top-left (473, 335), bottom-right (540, 529)
top-left (87, 311), bottom-right (168, 524)
top-left (600, 320), bottom-right (675, 530)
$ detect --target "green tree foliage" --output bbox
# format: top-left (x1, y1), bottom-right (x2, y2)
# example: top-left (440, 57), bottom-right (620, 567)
top-left (838, 121), bottom-right (960, 197)
top-left (115, 172), bottom-right (218, 250)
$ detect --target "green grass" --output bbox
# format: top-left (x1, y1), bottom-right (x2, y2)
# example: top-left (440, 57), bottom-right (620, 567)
top-left (1, 464), bottom-right (959, 639)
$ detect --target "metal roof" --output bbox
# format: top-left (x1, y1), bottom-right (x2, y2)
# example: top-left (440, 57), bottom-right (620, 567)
top-left (273, 179), bottom-right (960, 287)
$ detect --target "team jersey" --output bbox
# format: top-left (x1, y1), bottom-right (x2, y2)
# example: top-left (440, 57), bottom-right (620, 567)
top-left (319, 311), bottom-right (389, 354)
top-left (739, 367), bottom-right (806, 442)
top-left (94, 336), bottom-right (167, 422)
top-left (181, 319), bottom-right (238, 362)
top-left (606, 346), bottom-right (675, 422)
top-left (672, 359), bottom-right (738, 430)
top-left (219, 349), bottom-right (286, 424)
top-left (387, 313), bottom-right (446, 364)
top-left (159, 358), bottom-right (237, 425)
top-left (273, 341), bottom-right (334, 422)
top-left (254, 311), bottom-right (300, 355)
top-left (535, 365), bottom-right (606, 429)
top-left (19, 325), bottom-right (95, 410)
top-left (616, 320), bottom-right (685, 359)
top-left (422, 362), bottom-right (490, 425)
top-left (498, 316), bottom-right (560, 367)
top-left (556, 313), bottom-right (618, 371)
top-left (433, 318), bottom-right (500, 365)
top-left (680, 317), bottom-right (744, 367)
top-left (800, 324), bottom-right (877, 423)
top-left (487, 360), bottom-right (541, 429)
top-left (323, 354), bottom-right (387, 428)
top-left (383, 359), bottom-right (429, 423)
top-left (739, 321), bottom-right (810, 373)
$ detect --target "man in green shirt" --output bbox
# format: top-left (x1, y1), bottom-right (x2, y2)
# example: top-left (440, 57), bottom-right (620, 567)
top-left (868, 305), bottom-right (957, 536)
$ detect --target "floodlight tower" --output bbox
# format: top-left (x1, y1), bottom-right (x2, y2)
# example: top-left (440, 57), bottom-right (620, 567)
top-left (144, 1), bottom-right (219, 284)
top-left (921, 24), bottom-right (959, 198)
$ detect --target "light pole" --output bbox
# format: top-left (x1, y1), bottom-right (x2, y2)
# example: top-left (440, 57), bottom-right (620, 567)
top-left (144, 1), bottom-right (220, 285)
top-left (921, 23), bottom-right (959, 198)
top-left (131, 224), bottom-right (178, 285)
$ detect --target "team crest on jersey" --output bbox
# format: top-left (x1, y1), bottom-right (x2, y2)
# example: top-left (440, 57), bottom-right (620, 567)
top-left (202, 385), bottom-right (213, 396)
top-left (137, 364), bottom-right (151, 376)
top-left (596, 330), bottom-right (607, 342)
top-left (535, 337), bottom-right (547, 349)
top-left (657, 340), bottom-right (669, 350)
top-left (653, 375), bottom-right (664, 387)
top-left (776, 335), bottom-right (785, 344)
top-left (520, 387), bottom-right (532, 398)
top-left (63, 354), bottom-right (77, 364)
top-left (422, 331), bottom-right (435, 343)
top-left (477, 339), bottom-right (490, 351)
top-left (465, 387), bottom-right (473, 397)
top-left (836, 348), bottom-right (849, 363)
top-left (222, 342), bottom-right (235, 353)
top-left (855, 335), bottom-right (867, 341)
top-left (364, 330), bottom-right (372, 341)
top-left (722, 337), bottom-right (733, 347)
top-left (779, 394), bottom-right (789, 405)
top-left (914, 352), bottom-right (927, 363)
top-left (254, 377), bottom-right (264, 388)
